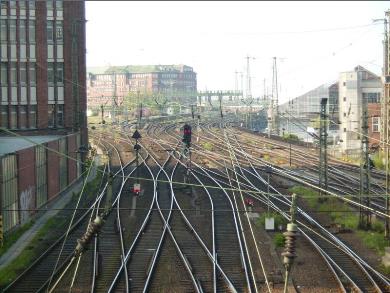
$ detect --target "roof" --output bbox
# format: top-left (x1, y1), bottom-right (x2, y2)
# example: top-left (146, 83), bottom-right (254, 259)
top-left (0, 135), bottom-right (64, 156)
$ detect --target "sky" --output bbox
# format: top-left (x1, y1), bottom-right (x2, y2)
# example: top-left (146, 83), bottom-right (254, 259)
top-left (85, 1), bottom-right (389, 105)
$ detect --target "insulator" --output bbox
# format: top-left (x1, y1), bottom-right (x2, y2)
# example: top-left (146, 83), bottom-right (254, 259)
top-left (282, 224), bottom-right (298, 267)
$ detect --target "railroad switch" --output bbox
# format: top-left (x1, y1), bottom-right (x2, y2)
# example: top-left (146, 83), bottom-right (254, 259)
top-left (75, 216), bottom-right (103, 256)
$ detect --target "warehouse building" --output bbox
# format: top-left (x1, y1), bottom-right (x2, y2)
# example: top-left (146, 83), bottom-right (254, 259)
top-left (0, 1), bottom-right (87, 233)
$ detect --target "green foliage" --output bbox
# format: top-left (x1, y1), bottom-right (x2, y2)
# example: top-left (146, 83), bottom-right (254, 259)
top-left (0, 216), bottom-right (67, 287)
top-left (282, 133), bottom-right (300, 142)
top-left (0, 220), bottom-right (35, 257)
top-left (356, 230), bottom-right (388, 255)
top-left (289, 185), bottom-right (318, 208)
top-left (273, 233), bottom-right (285, 247)
top-left (202, 142), bottom-right (214, 151)
top-left (371, 152), bottom-right (385, 170)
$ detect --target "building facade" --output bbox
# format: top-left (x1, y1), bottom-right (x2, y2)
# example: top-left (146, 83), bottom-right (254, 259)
top-left (0, 0), bottom-right (87, 233)
top-left (0, 0), bottom-right (87, 138)
top-left (87, 64), bottom-right (197, 112)
top-left (339, 66), bottom-right (382, 153)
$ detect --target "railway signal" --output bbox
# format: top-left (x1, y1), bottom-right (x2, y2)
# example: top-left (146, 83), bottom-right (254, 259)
top-left (182, 124), bottom-right (192, 147)
top-left (132, 130), bottom-right (142, 195)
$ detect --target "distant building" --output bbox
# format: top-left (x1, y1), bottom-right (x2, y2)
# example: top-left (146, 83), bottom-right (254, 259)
top-left (339, 66), bottom-right (382, 153)
top-left (278, 82), bottom-right (339, 142)
top-left (87, 64), bottom-right (197, 112)
top-left (0, 1), bottom-right (87, 233)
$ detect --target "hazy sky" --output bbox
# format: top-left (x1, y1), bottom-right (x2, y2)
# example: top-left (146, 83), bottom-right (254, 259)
top-left (86, 1), bottom-right (389, 104)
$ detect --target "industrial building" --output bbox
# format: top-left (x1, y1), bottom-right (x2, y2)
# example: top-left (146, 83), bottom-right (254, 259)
top-left (0, 1), bottom-right (87, 233)
top-left (86, 64), bottom-right (197, 112)
top-left (278, 82), bottom-right (339, 142)
top-left (339, 66), bottom-right (382, 153)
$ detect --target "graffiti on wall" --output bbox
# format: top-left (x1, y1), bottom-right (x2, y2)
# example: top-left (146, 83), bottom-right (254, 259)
top-left (20, 186), bottom-right (35, 223)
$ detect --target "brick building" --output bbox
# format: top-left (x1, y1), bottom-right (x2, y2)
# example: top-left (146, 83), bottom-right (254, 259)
top-left (0, 0), bottom-right (87, 233)
top-left (87, 64), bottom-right (197, 112)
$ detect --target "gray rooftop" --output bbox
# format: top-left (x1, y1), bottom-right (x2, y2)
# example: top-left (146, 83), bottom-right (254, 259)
top-left (0, 135), bottom-right (63, 156)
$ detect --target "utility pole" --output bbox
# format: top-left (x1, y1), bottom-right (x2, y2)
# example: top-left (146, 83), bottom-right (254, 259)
top-left (271, 57), bottom-right (280, 136)
top-left (359, 100), bottom-right (371, 230)
top-left (383, 11), bottom-right (390, 238)
top-left (319, 98), bottom-right (328, 202)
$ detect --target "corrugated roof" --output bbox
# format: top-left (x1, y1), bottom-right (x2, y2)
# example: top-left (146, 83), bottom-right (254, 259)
top-left (0, 135), bottom-right (64, 156)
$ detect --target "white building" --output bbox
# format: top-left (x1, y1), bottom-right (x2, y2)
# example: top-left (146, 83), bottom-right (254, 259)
top-left (338, 66), bottom-right (382, 153)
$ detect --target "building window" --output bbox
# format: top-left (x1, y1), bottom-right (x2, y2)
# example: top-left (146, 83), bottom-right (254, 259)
top-left (46, 1), bottom-right (53, 17)
top-left (363, 92), bottom-right (380, 104)
top-left (57, 45), bottom-right (63, 59)
top-left (47, 44), bottom-right (54, 59)
top-left (57, 104), bottom-right (64, 126)
top-left (1, 1), bottom-right (7, 16)
top-left (0, 62), bottom-right (7, 84)
top-left (343, 128), bottom-right (346, 132)
top-left (343, 82), bottom-right (346, 86)
top-left (20, 45), bottom-right (27, 59)
top-left (56, 21), bottom-right (63, 42)
top-left (47, 20), bottom-right (54, 43)
top-left (56, 1), bottom-right (63, 17)
top-left (372, 117), bottom-right (380, 133)
top-left (35, 145), bottom-right (47, 208)
top-left (28, 1), bottom-right (35, 17)
top-left (48, 87), bottom-right (54, 102)
top-left (29, 20), bottom-right (35, 43)
top-left (9, 20), bottom-right (16, 42)
top-left (30, 105), bottom-right (36, 128)
top-left (48, 104), bottom-right (55, 127)
top-left (56, 63), bottom-right (64, 83)
top-left (48, 63), bottom-right (54, 83)
top-left (343, 97), bottom-right (346, 102)
top-left (19, 20), bottom-right (27, 43)
top-left (20, 62), bottom-right (27, 84)
top-left (0, 106), bottom-right (8, 128)
top-left (9, 0), bottom-right (16, 15)
top-left (10, 105), bottom-right (17, 129)
top-left (0, 20), bottom-right (7, 42)
top-left (0, 44), bottom-right (7, 60)
top-left (58, 86), bottom-right (64, 102)
top-left (30, 87), bottom-right (36, 103)
top-left (29, 63), bottom-right (36, 84)
top-left (30, 45), bottom-right (36, 59)
top-left (10, 62), bottom-right (17, 84)
top-left (19, 1), bottom-right (26, 16)
top-left (19, 105), bottom-right (27, 128)
top-left (343, 112), bottom-right (346, 117)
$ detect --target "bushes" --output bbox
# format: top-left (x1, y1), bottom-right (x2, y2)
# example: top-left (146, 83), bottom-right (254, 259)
top-left (273, 233), bottom-right (285, 247)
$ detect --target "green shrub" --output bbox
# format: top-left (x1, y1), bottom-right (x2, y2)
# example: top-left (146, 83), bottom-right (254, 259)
top-left (289, 185), bottom-right (318, 208)
top-left (273, 233), bottom-right (285, 247)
